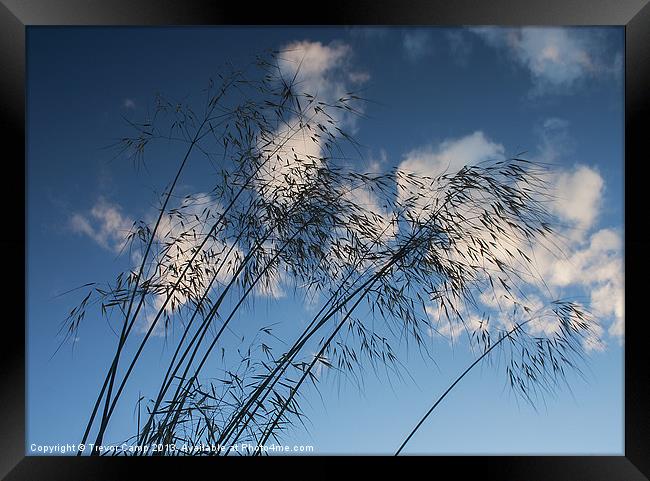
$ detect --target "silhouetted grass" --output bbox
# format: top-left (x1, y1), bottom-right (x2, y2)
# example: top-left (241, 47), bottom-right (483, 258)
top-left (60, 50), bottom-right (600, 455)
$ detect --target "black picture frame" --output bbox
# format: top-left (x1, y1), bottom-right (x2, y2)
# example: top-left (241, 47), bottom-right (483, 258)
top-left (2, 1), bottom-right (648, 479)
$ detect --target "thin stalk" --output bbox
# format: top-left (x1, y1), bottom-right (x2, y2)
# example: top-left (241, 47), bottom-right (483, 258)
top-left (218, 217), bottom-right (397, 447)
top-left (148, 202), bottom-right (327, 450)
top-left (95, 100), bottom-right (325, 450)
top-left (253, 192), bottom-right (475, 449)
top-left (254, 236), bottom-right (420, 450)
top-left (86, 79), bottom-right (237, 453)
top-left (394, 321), bottom-right (529, 455)
top-left (217, 262), bottom-right (365, 447)
top-left (148, 174), bottom-right (385, 450)
top-left (138, 116), bottom-right (335, 447)
top-left (81, 131), bottom-right (199, 455)
top-left (136, 205), bottom-right (254, 444)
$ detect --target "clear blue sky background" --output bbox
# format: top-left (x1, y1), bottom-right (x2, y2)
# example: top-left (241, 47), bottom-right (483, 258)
top-left (27, 27), bottom-right (624, 455)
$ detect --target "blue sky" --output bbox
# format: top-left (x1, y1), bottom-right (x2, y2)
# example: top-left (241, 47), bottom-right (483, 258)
top-left (27, 26), bottom-right (624, 455)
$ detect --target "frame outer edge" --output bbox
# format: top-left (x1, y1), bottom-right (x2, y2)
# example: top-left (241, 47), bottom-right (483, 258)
top-left (625, 1), bottom-right (650, 477)
top-left (0, 0), bottom-right (26, 479)
top-left (1, 0), bottom-right (648, 479)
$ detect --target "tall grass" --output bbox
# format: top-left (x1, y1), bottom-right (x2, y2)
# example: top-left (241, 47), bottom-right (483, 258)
top-left (60, 50), bottom-right (599, 455)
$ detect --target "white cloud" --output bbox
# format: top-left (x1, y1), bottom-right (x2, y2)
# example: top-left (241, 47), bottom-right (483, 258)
top-left (277, 40), bottom-right (364, 120)
top-left (257, 120), bottom-right (323, 205)
top-left (530, 121), bottom-right (623, 339)
top-left (70, 195), bottom-right (276, 333)
top-left (259, 40), bottom-right (363, 206)
top-left (149, 194), bottom-right (241, 318)
top-left (592, 281), bottom-right (624, 338)
top-left (552, 164), bottom-right (604, 234)
top-left (532, 228), bottom-right (624, 336)
top-left (399, 131), bottom-right (505, 178)
top-left (311, 352), bottom-right (330, 379)
top-left (403, 128), bottom-right (623, 346)
top-left (502, 162), bottom-right (621, 342)
top-left (397, 131), bottom-right (505, 217)
top-left (254, 272), bottom-right (286, 299)
top-left (402, 30), bottom-right (433, 61)
top-left (279, 40), bottom-right (349, 78)
top-left (123, 98), bottom-right (136, 109)
top-left (532, 119), bottom-right (602, 235)
top-left (254, 40), bottom-right (381, 303)
top-left (361, 148), bottom-right (388, 174)
top-left (523, 120), bottom-right (622, 340)
top-left (69, 197), bottom-right (134, 253)
top-left (472, 27), bottom-right (621, 94)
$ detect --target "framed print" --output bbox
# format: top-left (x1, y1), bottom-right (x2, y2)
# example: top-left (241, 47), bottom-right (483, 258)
top-left (2, 0), bottom-right (649, 479)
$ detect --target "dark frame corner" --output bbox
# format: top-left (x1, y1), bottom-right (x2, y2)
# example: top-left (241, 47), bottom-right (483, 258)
top-left (2, 1), bottom-right (648, 479)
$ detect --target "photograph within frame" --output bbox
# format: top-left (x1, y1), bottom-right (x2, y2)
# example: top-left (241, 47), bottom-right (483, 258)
top-left (25, 25), bottom-right (625, 457)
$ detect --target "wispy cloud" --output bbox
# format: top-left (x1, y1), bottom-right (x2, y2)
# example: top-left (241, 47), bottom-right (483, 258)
top-left (365, 148), bottom-right (388, 173)
top-left (123, 98), bottom-right (136, 109)
top-left (69, 197), bottom-right (134, 253)
top-left (70, 193), bottom-right (294, 333)
top-left (428, 309), bottom-right (488, 345)
top-left (446, 30), bottom-right (472, 67)
top-left (402, 29), bottom-right (433, 61)
top-left (534, 117), bottom-right (574, 163)
top-left (348, 71), bottom-right (371, 84)
top-left (471, 27), bottom-right (621, 95)
top-left (251, 240), bottom-right (287, 300)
